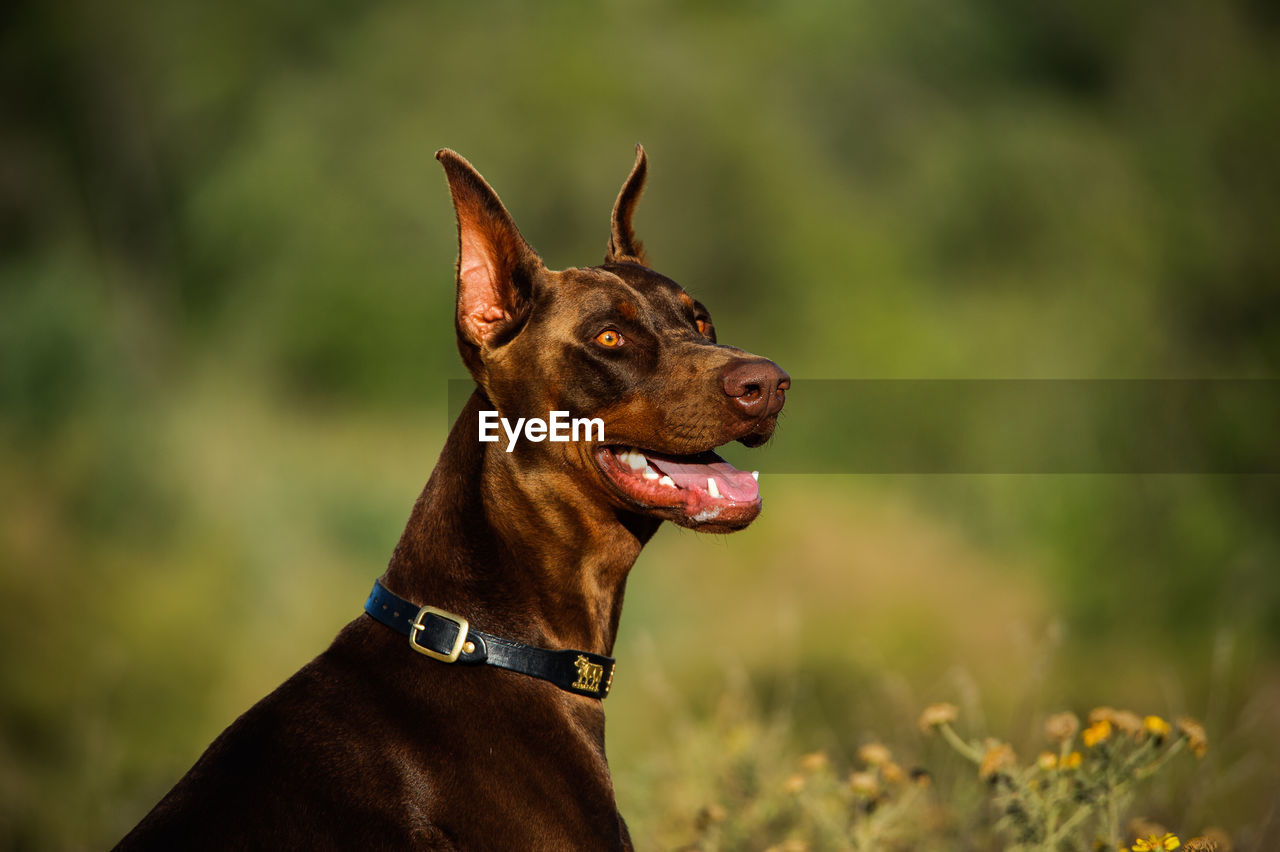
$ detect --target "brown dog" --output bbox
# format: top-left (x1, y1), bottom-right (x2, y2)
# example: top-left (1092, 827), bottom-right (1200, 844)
top-left (115, 146), bottom-right (787, 849)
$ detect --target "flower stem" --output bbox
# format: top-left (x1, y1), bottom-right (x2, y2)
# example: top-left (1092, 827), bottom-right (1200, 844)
top-left (1044, 800), bottom-right (1094, 848)
top-left (1135, 738), bottom-right (1186, 780)
top-left (938, 722), bottom-right (985, 764)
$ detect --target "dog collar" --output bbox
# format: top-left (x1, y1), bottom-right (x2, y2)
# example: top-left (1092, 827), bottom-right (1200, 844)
top-left (363, 581), bottom-right (615, 699)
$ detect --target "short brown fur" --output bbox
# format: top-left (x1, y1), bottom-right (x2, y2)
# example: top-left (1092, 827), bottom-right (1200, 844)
top-left (115, 147), bottom-right (787, 850)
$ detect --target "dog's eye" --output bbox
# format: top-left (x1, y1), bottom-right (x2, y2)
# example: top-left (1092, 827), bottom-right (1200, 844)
top-left (695, 319), bottom-right (712, 337)
top-left (595, 329), bottom-right (624, 348)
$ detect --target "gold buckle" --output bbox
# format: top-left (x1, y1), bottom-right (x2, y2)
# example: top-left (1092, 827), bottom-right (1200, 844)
top-left (409, 606), bottom-right (470, 663)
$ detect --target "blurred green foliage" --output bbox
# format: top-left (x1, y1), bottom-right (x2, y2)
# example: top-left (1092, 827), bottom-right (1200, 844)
top-left (2, 0), bottom-right (1278, 848)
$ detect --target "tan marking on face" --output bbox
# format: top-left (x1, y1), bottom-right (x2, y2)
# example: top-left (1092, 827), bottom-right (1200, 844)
top-left (678, 292), bottom-right (694, 309)
top-left (618, 301), bottom-right (637, 321)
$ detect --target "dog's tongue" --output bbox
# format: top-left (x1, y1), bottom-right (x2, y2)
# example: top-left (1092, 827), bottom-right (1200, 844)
top-left (647, 454), bottom-right (759, 503)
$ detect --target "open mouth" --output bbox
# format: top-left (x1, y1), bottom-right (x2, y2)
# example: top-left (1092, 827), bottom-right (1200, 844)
top-left (595, 445), bottom-right (762, 530)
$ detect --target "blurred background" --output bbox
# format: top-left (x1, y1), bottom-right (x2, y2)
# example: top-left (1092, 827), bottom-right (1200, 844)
top-left (2, 0), bottom-right (1278, 848)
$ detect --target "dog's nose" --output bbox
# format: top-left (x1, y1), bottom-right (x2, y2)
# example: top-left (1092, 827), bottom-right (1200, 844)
top-left (721, 358), bottom-right (789, 419)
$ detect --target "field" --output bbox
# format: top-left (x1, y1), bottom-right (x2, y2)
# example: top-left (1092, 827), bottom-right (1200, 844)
top-left (2, 1), bottom-right (1278, 849)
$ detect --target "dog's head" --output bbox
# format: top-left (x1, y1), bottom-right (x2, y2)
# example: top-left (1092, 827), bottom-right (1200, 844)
top-left (437, 146), bottom-right (787, 533)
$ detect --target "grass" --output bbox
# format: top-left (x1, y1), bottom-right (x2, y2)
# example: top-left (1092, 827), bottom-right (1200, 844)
top-left (1, 379), bottom-right (1277, 849)
top-left (617, 672), bottom-right (1242, 851)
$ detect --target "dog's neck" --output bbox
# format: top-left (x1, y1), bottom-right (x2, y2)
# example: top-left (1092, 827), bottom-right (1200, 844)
top-left (382, 390), bottom-right (659, 656)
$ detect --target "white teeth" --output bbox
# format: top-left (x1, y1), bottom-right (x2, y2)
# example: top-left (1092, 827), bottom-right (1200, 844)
top-left (642, 466), bottom-right (659, 480)
top-left (620, 450), bottom-right (647, 471)
top-left (707, 478), bottom-right (721, 499)
top-left (751, 470), bottom-right (759, 481)
top-left (659, 475), bottom-right (676, 488)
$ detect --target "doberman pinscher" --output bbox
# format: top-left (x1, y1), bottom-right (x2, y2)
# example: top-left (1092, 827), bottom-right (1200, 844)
top-left (116, 146), bottom-right (788, 849)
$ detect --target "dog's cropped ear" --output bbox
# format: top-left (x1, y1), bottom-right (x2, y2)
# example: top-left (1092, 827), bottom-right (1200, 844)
top-left (436, 149), bottom-right (544, 362)
top-left (606, 144), bottom-right (648, 265)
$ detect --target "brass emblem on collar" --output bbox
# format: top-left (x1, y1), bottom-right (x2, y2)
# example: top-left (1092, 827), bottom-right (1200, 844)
top-left (571, 655), bottom-right (605, 693)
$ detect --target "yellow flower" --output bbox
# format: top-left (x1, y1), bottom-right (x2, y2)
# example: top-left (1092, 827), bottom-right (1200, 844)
top-left (848, 770), bottom-right (881, 798)
top-left (1089, 706), bottom-right (1118, 725)
top-left (799, 751), bottom-right (829, 773)
top-left (1176, 717), bottom-right (1208, 758)
top-left (1063, 751), bottom-right (1083, 769)
top-left (1044, 712), bottom-right (1080, 743)
top-left (1112, 710), bottom-right (1144, 737)
top-left (1144, 715), bottom-right (1172, 740)
top-left (978, 740), bottom-right (1017, 780)
top-left (1132, 833), bottom-right (1181, 851)
top-left (1037, 751), bottom-right (1058, 770)
top-left (918, 702), bottom-right (959, 733)
top-left (1083, 719), bottom-right (1113, 747)
top-left (881, 761), bottom-right (906, 785)
top-left (783, 773), bottom-right (806, 794)
top-left (857, 742), bottom-right (893, 767)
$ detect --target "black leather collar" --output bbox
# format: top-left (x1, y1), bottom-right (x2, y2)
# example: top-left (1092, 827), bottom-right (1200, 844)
top-left (363, 581), bottom-right (615, 699)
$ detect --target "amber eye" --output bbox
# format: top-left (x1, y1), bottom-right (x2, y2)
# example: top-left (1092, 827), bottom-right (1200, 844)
top-left (595, 329), bottom-right (624, 348)
top-left (696, 319), bottom-right (712, 337)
